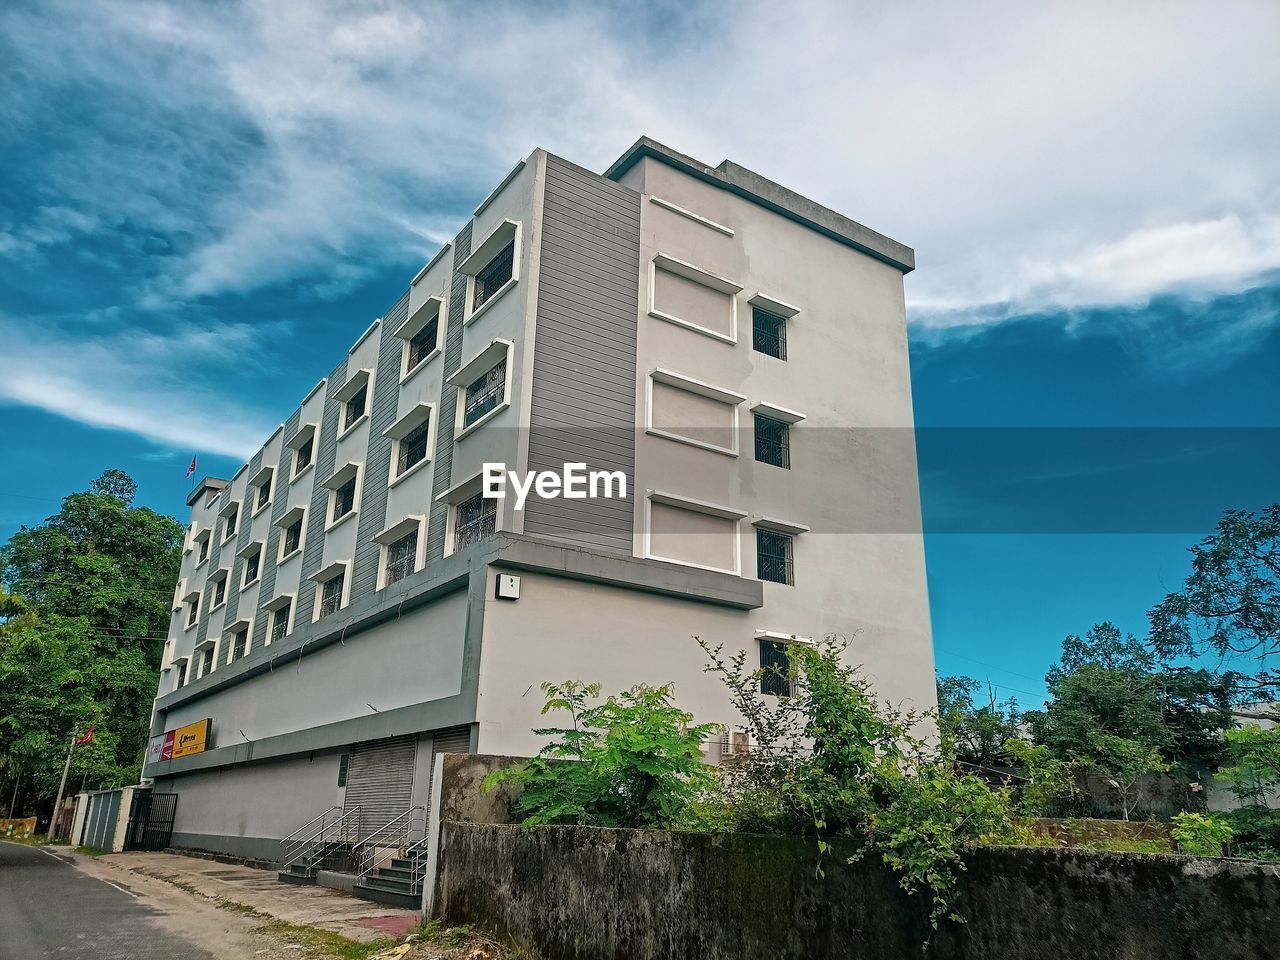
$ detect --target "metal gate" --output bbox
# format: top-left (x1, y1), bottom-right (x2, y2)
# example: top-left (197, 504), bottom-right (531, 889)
top-left (124, 791), bottom-right (178, 851)
top-left (343, 735), bottom-right (418, 832)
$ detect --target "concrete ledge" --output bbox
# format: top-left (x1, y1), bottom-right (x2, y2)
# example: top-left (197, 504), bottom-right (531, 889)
top-left (316, 870), bottom-right (358, 894)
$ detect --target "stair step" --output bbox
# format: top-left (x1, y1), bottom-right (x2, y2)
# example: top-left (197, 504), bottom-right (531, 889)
top-left (364, 875), bottom-right (415, 892)
top-left (373, 866), bottom-right (422, 882)
top-left (390, 856), bottom-right (425, 870)
top-left (277, 870), bottom-right (317, 885)
top-left (352, 881), bottom-right (422, 910)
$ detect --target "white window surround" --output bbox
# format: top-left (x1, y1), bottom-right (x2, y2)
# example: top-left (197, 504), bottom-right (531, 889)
top-left (458, 219), bottom-right (521, 326)
top-left (747, 292), bottom-right (801, 320)
top-left (309, 560), bottom-right (351, 622)
top-left (394, 295), bottom-right (446, 382)
top-left (645, 367), bottom-right (746, 458)
top-left (448, 339), bottom-right (514, 440)
top-left (275, 505), bottom-right (307, 563)
top-left (322, 462), bottom-right (363, 531)
top-left (236, 540), bottom-right (264, 590)
top-left (648, 253), bottom-right (743, 345)
top-left (642, 489), bottom-right (747, 576)
top-left (372, 515), bottom-right (427, 590)
top-left (208, 569), bottom-right (230, 611)
top-left (385, 402), bottom-right (437, 487)
top-left (648, 196), bottom-right (734, 236)
top-left (193, 637), bottom-right (218, 677)
top-left (218, 498), bottom-right (240, 542)
top-left (286, 423), bottom-right (319, 482)
top-left (172, 656), bottom-right (189, 687)
top-left (262, 592), bottom-right (296, 643)
top-left (249, 465), bottom-right (275, 516)
top-left (754, 629), bottom-right (816, 647)
top-left (172, 580), bottom-right (186, 612)
top-left (183, 589), bottom-right (201, 629)
top-left (435, 470), bottom-right (495, 558)
top-left (335, 368), bottom-right (374, 439)
top-left (224, 617), bottom-right (253, 664)
top-left (750, 400), bottom-right (806, 425)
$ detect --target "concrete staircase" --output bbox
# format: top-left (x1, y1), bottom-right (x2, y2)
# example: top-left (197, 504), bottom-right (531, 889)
top-left (276, 842), bottom-right (356, 884)
top-left (352, 854), bottom-right (427, 909)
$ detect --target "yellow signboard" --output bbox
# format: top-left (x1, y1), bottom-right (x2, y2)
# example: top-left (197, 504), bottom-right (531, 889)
top-left (170, 719), bottom-right (212, 759)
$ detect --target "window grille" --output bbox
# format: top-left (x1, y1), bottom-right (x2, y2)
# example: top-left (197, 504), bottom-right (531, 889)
top-left (176, 661), bottom-right (187, 687)
top-left (187, 602), bottom-right (198, 627)
top-left (284, 518), bottom-right (302, 556)
top-left (464, 360), bottom-right (506, 427)
top-left (344, 386), bottom-right (367, 429)
top-left (320, 574), bottom-right (344, 618)
top-left (257, 477), bottom-right (271, 509)
top-left (231, 628), bottom-right (248, 662)
top-left (200, 647), bottom-right (213, 677)
top-left (333, 478), bottom-right (356, 521)
top-left (407, 315), bottom-right (438, 370)
top-left (472, 241), bottom-right (515, 311)
top-left (198, 538), bottom-right (209, 562)
top-left (754, 414), bottom-right (791, 468)
top-left (225, 509), bottom-right (238, 538)
top-left (760, 641), bottom-right (792, 697)
top-left (454, 493), bottom-right (496, 551)
top-left (212, 577), bottom-right (226, 607)
top-left (271, 602), bottom-right (291, 643)
top-left (243, 549), bottom-right (260, 585)
top-left (397, 418), bottom-right (430, 475)
top-left (385, 530), bottom-right (418, 586)
top-left (752, 306), bottom-right (787, 360)
top-left (756, 529), bottom-right (794, 585)
top-left (294, 437), bottom-right (313, 474)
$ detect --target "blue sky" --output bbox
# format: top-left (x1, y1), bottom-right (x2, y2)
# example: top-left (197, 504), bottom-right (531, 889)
top-left (2, 0), bottom-right (1278, 706)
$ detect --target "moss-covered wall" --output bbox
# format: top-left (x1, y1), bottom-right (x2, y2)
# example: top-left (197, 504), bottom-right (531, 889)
top-left (433, 822), bottom-right (1280, 960)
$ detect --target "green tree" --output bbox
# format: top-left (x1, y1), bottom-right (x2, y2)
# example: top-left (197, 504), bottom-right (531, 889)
top-left (1089, 734), bottom-right (1168, 821)
top-left (1004, 738), bottom-right (1081, 817)
top-left (1149, 504), bottom-right (1280, 721)
top-left (0, 471), bottom-right (181, 814)
top-left (1215, 726), bottom-right (1280, 808)
top-left (936, 675), bottom-right (1020, 766)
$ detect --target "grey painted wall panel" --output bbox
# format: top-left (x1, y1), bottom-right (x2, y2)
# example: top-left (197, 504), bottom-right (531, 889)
top-left (296, 358), bottom-right (347, 624)
top-left (351, 293), bottom-right (410, 600)
top-left (253, 410), bottom-right (299, 649)
top-left (523, 156), bottom-right (641, 554)
top-left (427, 223), bottom-right (473, 562)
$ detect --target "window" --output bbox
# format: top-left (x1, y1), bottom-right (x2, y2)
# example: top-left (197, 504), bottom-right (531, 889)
top-left (176, 660), bottom-right (188, 688)
top-left (756, 529), bottom-right (794, 585)
top-left (385, 530), bottom-right (418, 586)
top-left (319, 573), bottom-right (345, 618)
top-left (472, 240), bottom-right (514, 312)
top-left (197, 534), bottom-right (210, 563)
top-left (200, 646), bottom-right (214, 677)
top-left (464, 360), bottom-right (506, 428)
top-left (754, 414), bottom-right (791, 468)
top-left (256, 475), bottom-right (272, 510)
top-left (271, 601), bottom-right (291, 643)
top-left (231, 627), bottom-right (248, 662)
top-left (760, 640), bottom-right (791, 697)
top-left (344, 385), bottom-right (367, 430)
top-left (186, 599), bottom-right (199, 627)
top-left (294, 435), bottom-right (314, 475)
top-left (337, 754), bottom-right (349, 788)
top-left (333, 477), bottom-right (357, 522)
top-left (752, 306), bottom-right (788, 360)
top-left (223, 504), bottom-right (238, 540)
top-left (242, 545), bottom-right (261, 587)
top-left (406, 314), bottom-right (438, 372)
top-left (454, 492), bottom-right (496, 551)
top-left (396, 417), bottom-right (430, 477)
top-left (283, 517), bottom-right (303, 556)
top-left (210, 573), bottom-right (227, 609)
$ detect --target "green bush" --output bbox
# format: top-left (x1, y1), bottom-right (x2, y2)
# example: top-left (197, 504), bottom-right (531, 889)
top-left (484, 681), bottom-right (717, 829)
top-left (1171, 812), bottom-right (1233, 856)
top-left (1226, 805), bottom-right (1280, 861)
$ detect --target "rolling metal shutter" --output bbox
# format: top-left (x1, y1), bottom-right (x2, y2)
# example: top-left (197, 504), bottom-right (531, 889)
top-left (424, 725), bottom-right (473, 801)
top-left (344, 734), bottom-right (418, 834)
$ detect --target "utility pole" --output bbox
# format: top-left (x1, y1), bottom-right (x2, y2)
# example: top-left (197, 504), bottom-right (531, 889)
top-left (49, 733), bottom-right (76, 841)
top-left (7, 770), bottom-right (19, 819)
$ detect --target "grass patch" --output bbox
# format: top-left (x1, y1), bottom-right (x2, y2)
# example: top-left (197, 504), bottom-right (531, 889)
top-left (412, 919), bottom-right (540, 959)
top-left (256, 918), bottom-right (394, 960)
top-left (75, 845), bottom-right (110, 857)
top-left (0, 833), bottom-right (67, 846)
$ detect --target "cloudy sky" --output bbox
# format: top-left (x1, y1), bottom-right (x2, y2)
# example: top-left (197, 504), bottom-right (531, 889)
top-left (2, 0), bottom-right (1277, 701)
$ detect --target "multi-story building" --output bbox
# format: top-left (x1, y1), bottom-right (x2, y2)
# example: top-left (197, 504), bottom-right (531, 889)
top-left (144, 137), bottom-right (934, 868)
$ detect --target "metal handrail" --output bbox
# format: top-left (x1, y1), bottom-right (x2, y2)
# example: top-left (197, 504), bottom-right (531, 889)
top-left (281, 806), bottom-right (340, 847)
top-left (355, 805), bottom-right (425, 882)
top-left (284, 805), bottom-right (362, 871)
top-left (400, 832), bottom-right (432, 896)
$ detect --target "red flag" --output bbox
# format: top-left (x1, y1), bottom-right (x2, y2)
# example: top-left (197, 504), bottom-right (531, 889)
top-left (74, 725), bottom-right (94, 746)
top-left (185, 455), bottom-right (198, 479)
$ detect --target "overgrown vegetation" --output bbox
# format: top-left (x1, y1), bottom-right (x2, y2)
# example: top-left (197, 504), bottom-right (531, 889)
top-left (1171, 812), bottom-right (1233, 856)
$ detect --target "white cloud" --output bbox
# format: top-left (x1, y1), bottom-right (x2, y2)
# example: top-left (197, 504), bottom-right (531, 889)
top-left (2, 0), bottom-right (1279, 450)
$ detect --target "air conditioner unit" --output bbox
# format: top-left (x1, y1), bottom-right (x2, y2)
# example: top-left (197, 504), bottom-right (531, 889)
top-left (720, 728), bottom-right (751, 757)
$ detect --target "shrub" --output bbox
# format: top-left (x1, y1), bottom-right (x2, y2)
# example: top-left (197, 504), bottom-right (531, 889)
top-left (484, 681), bottom-right (717, 829)
top-left (1171, 812), bottom-right (1233, 856)
top-left (1225, 805), bottom-right (1280, 861)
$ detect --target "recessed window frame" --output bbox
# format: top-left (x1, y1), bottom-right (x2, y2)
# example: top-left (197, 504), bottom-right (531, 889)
top-left (250, 465), bottom-right (274, 516)
top-left (263, 593), bottom-right (295, 644)
top-left (648, 253), bottom-right (743, 345)
top-left (275, 506), bottom-right (307, 563)
top-left (194, 529), bottom-right (212, 565)
top-left (459, 220), bottom-right (521, 326)
top-left (225, 617), bottom-right (252, 664)
top-left (219, 499), bottom-right (240, 542)
top-left (208, 569), bottom-right (230, 611)
top-left (373, 516), bottom-right (426, 590)
top-left (286, 423), bottom-right (318, 482)
top-left (755, 527), bottom-right (795, 586)
top-left (196, 640), bottom-right (216, 679)
top-left (642, 490), bottom-right (747, 577)
top-left (644, 368), bottom-right (746, 458)
top-left (447, 339), bottom-right (514, 440)
top-left (322, 462), bottom-right (362, 531)
top-left (238, 540), bottom-right (264, 590)
top-left (310, 561), bottom-right (350, 622)
top-left (384, 403), bottom-right (436, 487)
top-left (394, 295), bottom-right (446, 382)
top-left (334, 369), bottom-right (374, 439)
top-left (748, 293), bottom-right (799, 361)
top-left (183, 589), bottom-right (201, 629)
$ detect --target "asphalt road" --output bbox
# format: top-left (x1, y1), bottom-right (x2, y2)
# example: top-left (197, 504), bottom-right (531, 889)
top-left (0, 841), bottom-right (216, 959)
